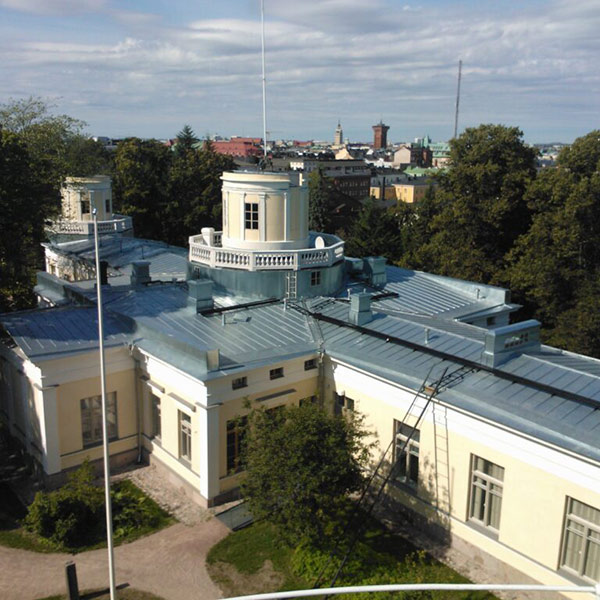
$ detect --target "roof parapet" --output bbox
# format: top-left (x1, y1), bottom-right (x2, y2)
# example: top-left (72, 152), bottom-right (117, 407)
top-left (482, 319), bottom-right (541, 368)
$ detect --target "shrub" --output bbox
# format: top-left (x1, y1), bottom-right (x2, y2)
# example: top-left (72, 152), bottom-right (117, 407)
top-left (24, 459), bottom-right (104, 547)
top-left (23, 461), bottom-right (171, 550)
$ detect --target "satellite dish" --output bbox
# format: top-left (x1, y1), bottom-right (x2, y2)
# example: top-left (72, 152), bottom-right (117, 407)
top-left (315, 236), bottom-right (325, 249)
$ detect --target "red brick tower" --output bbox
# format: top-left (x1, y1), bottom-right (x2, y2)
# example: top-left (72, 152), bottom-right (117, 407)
top-left (372, 121), bottom-right (390, 149)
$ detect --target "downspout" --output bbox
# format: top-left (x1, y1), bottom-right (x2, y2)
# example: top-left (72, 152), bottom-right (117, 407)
top-left (129, 344), bottom-right (143, 464)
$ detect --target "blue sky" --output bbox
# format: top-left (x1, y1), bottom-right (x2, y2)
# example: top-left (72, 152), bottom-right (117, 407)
top-left (1, 0), bottom-right (598, 143)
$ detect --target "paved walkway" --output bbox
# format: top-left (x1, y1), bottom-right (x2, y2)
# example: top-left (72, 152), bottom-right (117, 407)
top-left (0, 464), bottom-right (231, 600)
top-left (0, 518), bottom-right (229, 600)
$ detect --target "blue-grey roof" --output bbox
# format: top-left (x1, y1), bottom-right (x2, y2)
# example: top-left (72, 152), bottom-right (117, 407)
top-left (307, 298), bottom-right (600, 462)
top-left (2, 266), bottom-right (599, 463)
top-left (0, 307), bottom-right (131, 360)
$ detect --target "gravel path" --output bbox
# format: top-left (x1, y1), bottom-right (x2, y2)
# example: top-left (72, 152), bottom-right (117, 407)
top-left (0, 463), bottom-right (231, 600)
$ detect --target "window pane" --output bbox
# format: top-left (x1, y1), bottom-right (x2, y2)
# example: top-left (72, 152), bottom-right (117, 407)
top-left (572, 499), bottom-right (600, 527)
top-left (563, 528), bottom-right (584, 571)
top-left (488, 492), bottom-right (502, 529)
top-left (583, 537), bottom-right (600, 581)
top-left (471, 486), bottom-right (486, 522)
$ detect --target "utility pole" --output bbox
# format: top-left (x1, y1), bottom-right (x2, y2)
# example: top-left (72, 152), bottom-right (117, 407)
top-left (453, 59), bottom-right (462, 139)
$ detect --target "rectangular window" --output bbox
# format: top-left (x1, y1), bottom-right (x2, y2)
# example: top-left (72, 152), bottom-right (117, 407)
top-left (310, 271), bottom-right (321, 286)
top-left (393, 421), bottom-right (420, 487)
top-left (270, 367), bottom-right (284, 380)
top-left (232, 376), bottom-right (248, 390)
top-left (469, 455), bottom-right (504, 531)
top-left (244, 202), bottom-right (259, 230)
top-left (81, 392), bottom-right (117, 447)
top-left (151, 393), bottom-right (161, 439)
top-left (304, 358), bottom-right (317, 371)
top-left (226, 416), bottom-right (248, 473)
top-left (561, 498), bottom-right (600, 582)
top-left (334, 392), bottom-right (355, 413)
top-left (105, 198), bottom-right (111, 215)
top-left (179, 411), bottom-right (192, 462)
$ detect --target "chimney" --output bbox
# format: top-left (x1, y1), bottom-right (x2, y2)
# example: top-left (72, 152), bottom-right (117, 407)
top-left (364, 256), bottom-right (387, 287)
top-left (482, 320), bottom-right (541, 368)
top-left (349, 292), bottom-right (372, 326)
top-left (188, 279), bottom-right (213, 313)
top-left (130, 261), bottom-right (151, 286)
top-left (99, 260), bottom-right (109, 286)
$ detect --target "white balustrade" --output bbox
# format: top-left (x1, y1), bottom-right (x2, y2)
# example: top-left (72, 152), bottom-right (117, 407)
top-left (51, 215), bottom-right (133, 235)
top-left (188, 231), bottom-right (344, 271)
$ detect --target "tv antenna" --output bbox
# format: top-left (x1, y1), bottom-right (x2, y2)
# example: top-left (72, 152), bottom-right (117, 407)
top-left (453, 59), bottom-right (462, 139)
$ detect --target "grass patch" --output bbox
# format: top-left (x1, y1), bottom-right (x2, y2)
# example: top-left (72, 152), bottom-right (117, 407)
top-left (207, 518), bottom-right (500, 599)
top-left (0, 478), bottom-right (175, 554)
top-left (207, 521), bottom-right (308, 595)
top-left (36, 588), bottom-right (164, 600)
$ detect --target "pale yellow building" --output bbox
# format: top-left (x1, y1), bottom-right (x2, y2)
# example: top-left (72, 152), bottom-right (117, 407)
top-left (1, 170), bottom-right (599, 597)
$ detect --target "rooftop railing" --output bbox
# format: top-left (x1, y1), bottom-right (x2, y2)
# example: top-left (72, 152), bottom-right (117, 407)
top-left (49, 215), bottom-right (133, 235)
top-left (189, 231), bottom-right (344, 272)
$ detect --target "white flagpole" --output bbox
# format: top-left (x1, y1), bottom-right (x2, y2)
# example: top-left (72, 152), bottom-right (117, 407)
top-left (261, 0), bottom-right (268, 159)
top-left (92, 197), bottom-right (117, 600)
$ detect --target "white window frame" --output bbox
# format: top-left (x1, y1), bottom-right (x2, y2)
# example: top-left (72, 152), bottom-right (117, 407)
top-left (179, 411), bottom-right (192, 462)
top-left (244, 202), bottom-right (259, 230)
top-left (150, 392), bottom-right (161, 439)
top-left (393, 421), bottom-right (420, 487)
top-left (81, 392), bottom-right (117, 447)
top-left (561, 497), bottom-right (600, 582)
top-left (468, 455), bottom-right (504, 532)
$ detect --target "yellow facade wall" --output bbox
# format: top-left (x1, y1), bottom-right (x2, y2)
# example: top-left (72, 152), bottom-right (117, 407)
top-left (56, 369), bottom-right (137, 470)
top-left (327, 369), bottom-right (600, 593)
top-left (265, 194), bottom-right (284, 241)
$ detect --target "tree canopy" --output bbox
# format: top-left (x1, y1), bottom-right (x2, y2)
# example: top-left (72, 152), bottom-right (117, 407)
top-left (241, 403), bottom-right (373, 546)
top-left (408, 124), bottom-right (538, 283)
top-left (175, 124), bottom-right (199, 156)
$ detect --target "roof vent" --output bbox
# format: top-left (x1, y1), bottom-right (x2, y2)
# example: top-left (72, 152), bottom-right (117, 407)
top-left (188, 279), bottom-right (213, 313)
top-left (345, 257), bottom-right (363, 273)
top-left (482, 319), bottom-right (541, 368)
top-left (131, 261), bottom-right (151, 286)
top-left (349, 292), bottom-right (372, 326)
top-left (364, 256), bottom-right (387, 287)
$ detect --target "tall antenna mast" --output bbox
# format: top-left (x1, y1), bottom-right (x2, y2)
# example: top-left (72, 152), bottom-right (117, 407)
top-left (453, 59), bottom-right (462, 139)
top-left (260, 0), bottom-right (268, 159)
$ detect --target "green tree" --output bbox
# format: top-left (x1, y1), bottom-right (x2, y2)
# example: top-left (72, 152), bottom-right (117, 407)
top-left (112, 138), bottom-right (172, 240)
top-left (507, 131), bottom-right (600, 356)
top-left (241, 403), bottom-right (373, 546)
top-left (344, 198), bottom-right (404, 260)
top-left (308, 168), bottom-right (344, 232)
top-left (0, 130), bottom-right (60, 311)
top-left (0, 96), bottom-right (88, 185)
top-left (413, 124), bottom-right (538, 283)
top-left (175, 124), bottom-right (199, 156)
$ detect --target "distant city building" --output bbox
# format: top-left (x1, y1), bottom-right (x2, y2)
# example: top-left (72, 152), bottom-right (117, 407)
top-left (372, 121), bottom-right (390, 149)
top-left (209, 138), bottom-right (263, 158)
top-left (289, 158), bottom-right (371, 200)
top-left (334, 120), bottom-right (343, 146)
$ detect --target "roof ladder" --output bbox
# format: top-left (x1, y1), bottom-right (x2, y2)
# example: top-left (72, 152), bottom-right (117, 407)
top-left (285, 271), bottom-right (297, 300)
top-left (313, 366), bottom-right (449, 593)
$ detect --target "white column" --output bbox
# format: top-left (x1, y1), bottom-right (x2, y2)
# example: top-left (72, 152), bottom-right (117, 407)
top-left (38, 385), bottom-right (61, 474)
top-left (259, 193), bottom-right (267, 242)
top-left (199, 401), bottom-right (221, 501)
top-left (284, 192), bottom-right (290, 241)
top-left (240, 193), bottom-right (246, 240)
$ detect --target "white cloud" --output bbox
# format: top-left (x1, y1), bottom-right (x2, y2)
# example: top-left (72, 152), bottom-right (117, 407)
top-left (1, 0), bottom-right (599, 141)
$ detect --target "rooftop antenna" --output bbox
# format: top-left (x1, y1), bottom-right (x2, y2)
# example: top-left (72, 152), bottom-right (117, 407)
top-left (453, 59), bottom-right (462, 139)
top-left (260, 0), bottom-right (268, 160)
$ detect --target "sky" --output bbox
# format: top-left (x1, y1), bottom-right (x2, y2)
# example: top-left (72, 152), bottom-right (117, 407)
top-left (1, 0), bottom-right (599, 144)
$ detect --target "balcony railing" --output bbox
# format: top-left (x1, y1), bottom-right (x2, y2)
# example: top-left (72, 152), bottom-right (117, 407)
top-left (49, 215), bottom-right (133, 235)
top-left (189, 232), bottom-right (344, 271)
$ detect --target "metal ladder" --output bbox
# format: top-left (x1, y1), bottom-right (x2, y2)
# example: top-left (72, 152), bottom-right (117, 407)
top-left (286, 272), bottom-right (297, 300)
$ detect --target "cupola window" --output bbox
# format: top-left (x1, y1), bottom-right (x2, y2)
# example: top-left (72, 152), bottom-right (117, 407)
top-left (244, 202), bottom-right (259, 230)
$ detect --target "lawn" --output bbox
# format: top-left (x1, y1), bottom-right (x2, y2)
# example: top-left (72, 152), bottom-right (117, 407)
top-left (207, 519), bottom-right (501, 599)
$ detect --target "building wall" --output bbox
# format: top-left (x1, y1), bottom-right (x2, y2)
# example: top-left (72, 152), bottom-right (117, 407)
top-left (326, 358), bottom-right (600, 595)
top-left (62, 176), bottom-right (112, 222)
